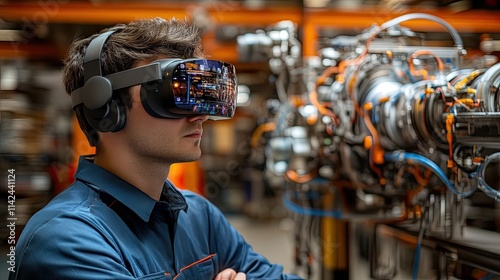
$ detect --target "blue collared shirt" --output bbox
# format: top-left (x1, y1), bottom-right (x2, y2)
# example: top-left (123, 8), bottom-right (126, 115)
top-left (10, 157), bottom-right (302, 280)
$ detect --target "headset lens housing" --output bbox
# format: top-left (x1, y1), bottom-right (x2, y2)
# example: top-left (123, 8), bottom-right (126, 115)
top-left (170, 59), bottom-right (237, 119)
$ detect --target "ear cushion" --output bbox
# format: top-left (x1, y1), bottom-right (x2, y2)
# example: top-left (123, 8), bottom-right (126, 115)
top-left (84, 99), bottom-right (127, 133)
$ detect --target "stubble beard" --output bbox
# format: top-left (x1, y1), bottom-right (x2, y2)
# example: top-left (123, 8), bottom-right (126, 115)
top-left (145, 138), bottom-right (203, 164)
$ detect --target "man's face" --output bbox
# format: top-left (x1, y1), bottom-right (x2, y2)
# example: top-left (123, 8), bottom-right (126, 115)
top-left (119, 59), bottom-right (209, 164)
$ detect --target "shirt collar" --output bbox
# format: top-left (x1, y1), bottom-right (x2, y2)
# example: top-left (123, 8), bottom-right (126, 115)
top-left (74, 156), bottom-right (188, 222)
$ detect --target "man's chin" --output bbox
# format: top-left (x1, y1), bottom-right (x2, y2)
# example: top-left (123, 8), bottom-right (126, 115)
top-left (177, 153), bottom-right (202, 163)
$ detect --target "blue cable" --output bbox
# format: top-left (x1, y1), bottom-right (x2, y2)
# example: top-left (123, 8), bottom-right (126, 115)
top-left (384, 151), bottom-right (476, 197)
top-left (405, 68), bottom-right (417, 83)
top-left (282, 191), bottom-right (343, 218)
top-left (412, 206), bottom-right (429, 280)
top-left (411, 238), bottom-right (422, 280)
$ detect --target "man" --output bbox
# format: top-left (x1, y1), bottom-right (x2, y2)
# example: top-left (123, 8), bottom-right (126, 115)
top-left (10, 17), bottom-right (302, 280)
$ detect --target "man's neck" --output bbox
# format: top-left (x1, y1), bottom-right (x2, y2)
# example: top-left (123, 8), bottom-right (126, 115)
top-left (94, 149), bottom-right (170, 201)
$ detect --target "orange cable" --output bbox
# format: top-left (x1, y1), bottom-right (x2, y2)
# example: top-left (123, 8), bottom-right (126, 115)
top-left (285, 169), bottom-right (317, 184)
top-left (249, 122), bottom-right (276, 148)
top-left (407, 50), bottom-right (444, 80)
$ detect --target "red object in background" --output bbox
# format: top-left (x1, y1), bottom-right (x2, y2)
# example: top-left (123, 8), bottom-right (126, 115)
top-left (47, 161), bottom-right (76, 195)
top-left (168, 161), bottom-right (206, 196)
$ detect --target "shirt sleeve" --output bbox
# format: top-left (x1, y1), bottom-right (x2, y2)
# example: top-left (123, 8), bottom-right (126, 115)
top-left (10, 213), bottom-right (136, 280)
top-left (204, 198), bottom-right (304, 280)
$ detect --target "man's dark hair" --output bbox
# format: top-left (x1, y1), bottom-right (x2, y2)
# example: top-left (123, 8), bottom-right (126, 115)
top-left (62, 17), bottom-right (204, 147)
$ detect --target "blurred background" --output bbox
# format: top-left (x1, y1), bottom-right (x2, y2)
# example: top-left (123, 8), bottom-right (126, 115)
top-left (1, 0), bottom-right (500, 279)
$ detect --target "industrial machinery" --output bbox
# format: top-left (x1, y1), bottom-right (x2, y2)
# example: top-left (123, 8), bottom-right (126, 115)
top-left (238, 13), bottom-right (500, 280)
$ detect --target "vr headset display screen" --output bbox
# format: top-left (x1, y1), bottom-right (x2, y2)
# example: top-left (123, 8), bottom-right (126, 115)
top-left (169, 59), bottom-right (237, 118)
top-left (71, 58), bottom-right (238, 120)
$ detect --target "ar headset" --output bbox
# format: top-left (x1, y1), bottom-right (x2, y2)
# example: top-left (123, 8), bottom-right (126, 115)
top-left (71, 30), bottom-right (238, 133)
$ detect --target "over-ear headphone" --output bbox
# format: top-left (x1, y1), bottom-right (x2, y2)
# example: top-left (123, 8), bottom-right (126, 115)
top-left (71, 30), bottom-right (127, 133)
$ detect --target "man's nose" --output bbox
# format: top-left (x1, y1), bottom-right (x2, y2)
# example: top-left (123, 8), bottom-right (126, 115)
top-left (186, 114), bottom-right (210, 123)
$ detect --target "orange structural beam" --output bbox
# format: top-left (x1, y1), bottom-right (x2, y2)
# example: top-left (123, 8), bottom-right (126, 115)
top-left (0, 2), bottom-right (302, 25)
top-left (0, 2), bottom-right (190, 24)
top-left (304, 8), bottom-right (500, 32)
